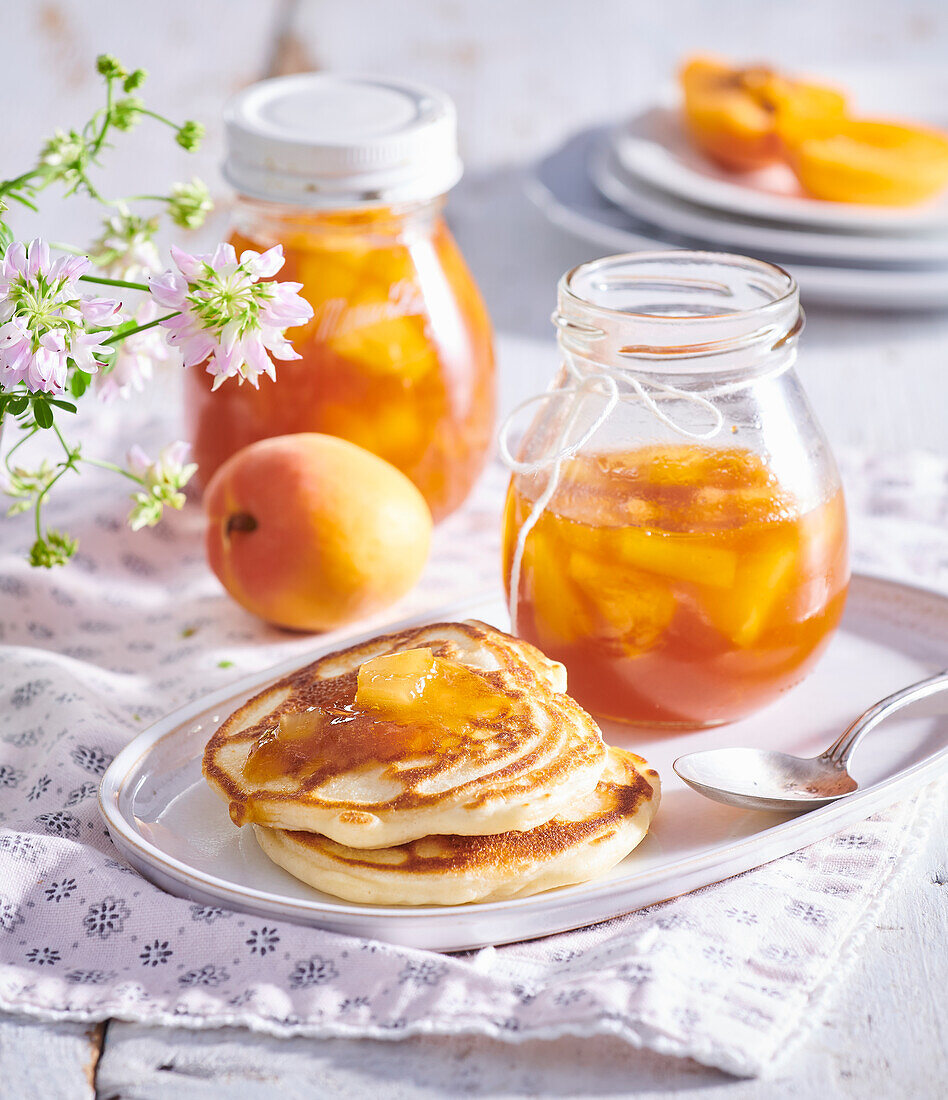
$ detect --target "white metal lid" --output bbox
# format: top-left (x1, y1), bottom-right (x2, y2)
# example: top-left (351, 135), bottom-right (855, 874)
top-left (222, 73), bottom-right (463, 207)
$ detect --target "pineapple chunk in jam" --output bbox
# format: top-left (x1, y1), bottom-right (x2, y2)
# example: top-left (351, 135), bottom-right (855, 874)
top-left (356, 648), bottom-right (511, 726)
top-left (355, 648), bottom-right (438, 711)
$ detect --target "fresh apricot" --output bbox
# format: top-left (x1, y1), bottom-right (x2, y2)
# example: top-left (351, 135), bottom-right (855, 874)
top-left (204, 433), bottom-right (432, 632)
top-left (680, 56), bottom-right (846, 172)
top-left (779, 116), bottom-right (948, 205)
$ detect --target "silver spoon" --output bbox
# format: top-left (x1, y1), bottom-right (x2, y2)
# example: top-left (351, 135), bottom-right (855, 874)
top-left (673, 669), bottom-right (948, 813)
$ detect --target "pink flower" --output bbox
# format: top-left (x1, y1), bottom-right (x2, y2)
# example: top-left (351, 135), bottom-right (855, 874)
top-left (0, 238), bottom-right (118, 395)
top-left (148, 243), bottom-right (313, 390)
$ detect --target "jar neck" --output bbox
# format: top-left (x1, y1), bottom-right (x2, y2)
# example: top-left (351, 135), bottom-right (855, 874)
top-left (556, 251), bottom-right (803, 380)
top-left (559, 328), bottom-right (802, 391)
top-left (231, 193), bottom-right (445, 247)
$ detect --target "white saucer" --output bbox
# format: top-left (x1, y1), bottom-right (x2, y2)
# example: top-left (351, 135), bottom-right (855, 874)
top-left (528, 128), bottom-right (948, 311)
top-left (611, 103), bottom-right (948, 234)
top-left (99, 575), bottom-right (948, 952)
top-left (592, 141), bottom-right (948, 265)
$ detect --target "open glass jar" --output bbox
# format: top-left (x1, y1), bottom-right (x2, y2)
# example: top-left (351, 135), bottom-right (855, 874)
top-left (183, 75), bottom-right (495, 521)
top-left (502, 252), bottom-right (849, 728)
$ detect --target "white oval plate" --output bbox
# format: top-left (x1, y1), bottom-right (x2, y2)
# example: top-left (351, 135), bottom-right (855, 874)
top-left (611, 100), bottom-right (948, 234)
top-left (592, 142), bottom-right (948, 265)
top-left (99, 574), bottom-right (948, 952)
top-left (528, 128), bottom-right (948, 311)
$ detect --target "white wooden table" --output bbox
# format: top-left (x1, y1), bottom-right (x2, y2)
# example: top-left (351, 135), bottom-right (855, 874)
top-left (2, 2), bottom-right (946, 1095)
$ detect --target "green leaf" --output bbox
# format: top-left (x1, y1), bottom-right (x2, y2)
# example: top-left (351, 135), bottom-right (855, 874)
top-left (47, 398), bottom-right (78, 413)
top-left (33, 401), bottom-right (53, 429)
top-left (69, 370), bottom-right (91, 398)
top-left (0, 220), bottom-right (12, 251)
top-left (8, 395), bottom-right (29, 415)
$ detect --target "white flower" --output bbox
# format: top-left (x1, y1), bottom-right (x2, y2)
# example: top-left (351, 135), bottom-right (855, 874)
top-left (0, 239), bottom-right (117, 394)
top-left (97, 300), bottom-right (172, 403)
top-left (89, 213), bottom-right (161, 281)
top-left (125, 441), bottom-right (197, 530)
top-left (148, 243), bottom-right (313, 390)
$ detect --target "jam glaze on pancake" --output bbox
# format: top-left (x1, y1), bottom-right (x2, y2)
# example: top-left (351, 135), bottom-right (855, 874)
top-left (203, 621), bottom-right (608, 849)
top-left (253, 747), bottom-right (661, 906)
top-left (240, 661), bottom-right (518, 790)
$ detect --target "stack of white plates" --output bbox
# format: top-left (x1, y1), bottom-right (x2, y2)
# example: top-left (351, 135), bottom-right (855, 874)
top-left (528, 73), bottom-right (948, 310)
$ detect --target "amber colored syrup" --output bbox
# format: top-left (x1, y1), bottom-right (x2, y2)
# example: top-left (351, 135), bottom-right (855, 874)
top-left (502, 445), bottom-right (850, 727)
top-left (182, 211), bottom-right (495, 521)
top-left (243, 650), bottom-right (513, 787)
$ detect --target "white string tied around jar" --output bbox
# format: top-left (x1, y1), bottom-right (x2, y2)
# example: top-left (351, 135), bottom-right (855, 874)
top-left (498, 321), bottom-right (730, 633)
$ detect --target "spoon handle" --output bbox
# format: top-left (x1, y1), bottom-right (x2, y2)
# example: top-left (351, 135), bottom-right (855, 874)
top-left (822, 668), bottom-right (948, 768)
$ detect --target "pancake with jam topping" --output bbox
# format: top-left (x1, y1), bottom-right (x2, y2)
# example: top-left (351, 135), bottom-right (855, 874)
top-left (202, 620), bottom-right (608, 849)
top-left (253, 748), bottom-right (660, 905)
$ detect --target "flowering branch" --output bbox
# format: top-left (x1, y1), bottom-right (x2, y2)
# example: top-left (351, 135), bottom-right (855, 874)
top-left (0, 53), bottom-right (313, 567)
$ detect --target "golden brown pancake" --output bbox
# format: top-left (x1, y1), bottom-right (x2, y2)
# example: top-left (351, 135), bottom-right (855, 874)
top-left (203, 621), bottom-right (608, 849)
top-left (253, 747), bottom-right (660, 905)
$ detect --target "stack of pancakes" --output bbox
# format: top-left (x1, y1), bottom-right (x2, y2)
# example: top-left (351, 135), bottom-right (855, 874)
top-left (203, 621), bottom-right (660, 906)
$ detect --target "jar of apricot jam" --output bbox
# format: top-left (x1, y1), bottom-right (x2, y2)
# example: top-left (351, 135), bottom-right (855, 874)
top-left (502, 252), bottom-right (849, 727)
top-left (184, 75), bottom-right (495, 521)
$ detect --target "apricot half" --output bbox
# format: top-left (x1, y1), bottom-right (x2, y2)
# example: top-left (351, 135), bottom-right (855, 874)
top-left (680, 56), bottom-right (846, 172)
top-left (204, 433), bottom-right (432, 632)
top-left (779, 116), bottom-right (948, 205)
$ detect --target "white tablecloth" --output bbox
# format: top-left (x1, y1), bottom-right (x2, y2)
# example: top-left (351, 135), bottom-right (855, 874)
top-left (0, 404), bottom-right (944, 1077)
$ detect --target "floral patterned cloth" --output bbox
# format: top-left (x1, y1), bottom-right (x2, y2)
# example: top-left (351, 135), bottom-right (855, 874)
top-left (0, 405), bottom-right (945, 1077)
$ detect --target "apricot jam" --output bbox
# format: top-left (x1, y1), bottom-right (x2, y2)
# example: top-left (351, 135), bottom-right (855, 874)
top-left (183, 207), bottom-right (495, 521)
top-left (503, 445), bottom-right (849, 727)
top-left (243, 649), bottom-right (512, 786)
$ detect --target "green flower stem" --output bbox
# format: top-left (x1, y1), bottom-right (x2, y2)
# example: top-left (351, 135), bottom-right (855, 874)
top-left (3, 425), bottom-right (39, 475)
top-left (121, 193), bottom-right (171, 203)
top-left (101, 312), bottom-right (179, 345)
top-left (89, 77), bottom-right (115, 156)
top-left (33, 461), bottom-right (73, 543)
top-left (50, 241), bottom-right (90, 256)
top-left (33, 424), bottom-right (145, 544)
top-left (30, 421), bottom-right (84, 541)
top-left (80, 455), bottom-right (146, 485)
top-left (79, 274), bottom-right (150, 291)
top-left (136, 107), bottom-right (179, 130)
top-left (51, 421), bottom-right (81, 469)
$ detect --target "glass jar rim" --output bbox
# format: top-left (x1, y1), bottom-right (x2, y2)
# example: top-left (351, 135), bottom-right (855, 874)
top-left (556, 250), bottom-right (802, 371)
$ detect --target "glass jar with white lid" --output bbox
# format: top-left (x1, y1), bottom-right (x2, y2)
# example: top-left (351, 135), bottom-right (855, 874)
top-left (184, 74), bottom-right (495, 521)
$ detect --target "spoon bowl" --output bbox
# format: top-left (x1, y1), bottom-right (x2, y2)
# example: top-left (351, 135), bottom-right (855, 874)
top-left (673, 669), bottom-right (948, 814)
top-left (673, 748), bottom-right (858, 813)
